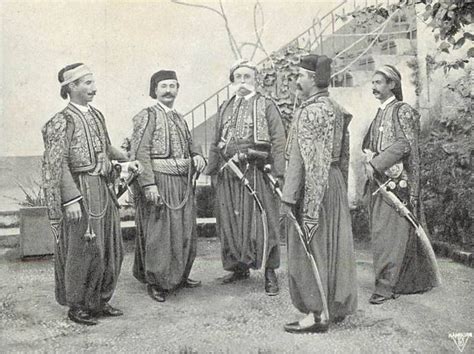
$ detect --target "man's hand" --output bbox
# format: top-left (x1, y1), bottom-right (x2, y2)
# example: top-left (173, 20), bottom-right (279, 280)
top-left (143, 185), bottom-right (161, 205)
top-left (65, 201), bottom-right (82, 223)
top-left (128, 160), bottom-right (143, 174)
top-left (364, 162), bottom-right (375, 182)
top-left (193, 155), bottom-right (207, 173)
top-left (277, 177), bottom-right (285, 190)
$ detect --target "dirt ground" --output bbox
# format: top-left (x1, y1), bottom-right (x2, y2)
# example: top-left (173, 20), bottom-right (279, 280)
top-left (0, 238), bottom-right (472, 353)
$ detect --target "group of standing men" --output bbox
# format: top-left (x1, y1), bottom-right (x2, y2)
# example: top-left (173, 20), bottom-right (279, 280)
top-left (42, 55), bottom-right (440, 332)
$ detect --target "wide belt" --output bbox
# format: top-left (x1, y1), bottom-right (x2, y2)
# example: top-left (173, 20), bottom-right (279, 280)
top-left (151, 158), bottom-right (191, 175)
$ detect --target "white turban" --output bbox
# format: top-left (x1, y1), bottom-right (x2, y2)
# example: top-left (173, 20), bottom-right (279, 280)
top-left (229, 59), bottom-right (257, 82)
top-left (376, 65), bottom-right (403, 101)
top-left (60, 64), bottom-right (92, 86)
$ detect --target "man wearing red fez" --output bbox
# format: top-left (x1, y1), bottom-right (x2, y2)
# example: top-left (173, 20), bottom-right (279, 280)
top-left (280, 54), bottom-right (357, 333)
top-left (130, 70), bottom-right (206, 303)
top-left (205, 59), bottom-right (286, 296)
top-left (41, 63), bottom-right (142, 325)
top-left (362, 65), bottom-right (440, 305)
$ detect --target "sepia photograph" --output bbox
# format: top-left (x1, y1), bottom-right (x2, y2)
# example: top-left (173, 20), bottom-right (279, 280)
top-left (0, 0), bottom-right (472, 352)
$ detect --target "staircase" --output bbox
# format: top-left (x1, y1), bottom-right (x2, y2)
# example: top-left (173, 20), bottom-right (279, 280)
top-left (189, 0), bottom-right (419, 219)
top-left (186, 0), bottom-right (417, 161)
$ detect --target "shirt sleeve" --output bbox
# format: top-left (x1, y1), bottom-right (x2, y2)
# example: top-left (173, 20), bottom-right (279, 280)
top-left (60, 119), bottom-right (82, 205)
top-left (130, 109), bottom-right (155, 188)
top-left (266, 99), bottom-right (287, 178)
top-left (370, 104), bottom-right (412, 173)
top-left (204, 103), bottom-right (226, 176)
top-left (281, 118), bottom-right (304, 204)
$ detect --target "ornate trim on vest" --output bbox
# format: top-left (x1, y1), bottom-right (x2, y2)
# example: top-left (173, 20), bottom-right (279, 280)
top-left (64, 104), bottom-right (109, 173)
top-left (218, 93), bottom-right (271, 147)
top-left (377, 101), bottom-right (404, 152)
top-left (42, 113), bottom-right (68, 221)
top-left (253, 95), bottom-right (270, 146)
top-left (65, 104), bottom-right (97, 172)
top-left (150, 105), bottom-right (171, 158)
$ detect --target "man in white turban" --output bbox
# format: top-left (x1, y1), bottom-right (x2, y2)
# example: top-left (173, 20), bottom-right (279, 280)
top-left (362, 64), bottom-right (440, 305)
top-left (42, 63), bottom-right (141, 325)
top-left (205, 59), bottom-right (286, 295)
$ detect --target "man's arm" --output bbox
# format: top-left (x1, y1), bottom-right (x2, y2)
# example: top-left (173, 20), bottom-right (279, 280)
top-left (281, 118), bottom-right (304, 205)
top-left (340, 113), bottom-right (352, 187)
top-left (266, 99), bottom-right (286, 178)
top-left (130, 109), bottom-right (155, 188)
top-left (183, 117), bottom-right (207, 173)
top-left (60, 118), bottom-right (82, 206)
top-left (369, 104), bottom-right (411, 173)
top-left (204, 103), bottom-right (225, 175)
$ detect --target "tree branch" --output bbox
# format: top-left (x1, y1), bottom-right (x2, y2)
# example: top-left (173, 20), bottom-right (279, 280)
top-left (170, 0), bottom-right (223, 18)
top-left (219, 0), bottom-right (241, 59)
top-left (170, 0), bottom-right (241, 59)
top-left (251, 0), bottom-right (272, 65)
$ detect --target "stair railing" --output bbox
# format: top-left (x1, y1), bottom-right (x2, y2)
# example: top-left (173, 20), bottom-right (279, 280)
top-left (184, 0), bottom-right (412, 155)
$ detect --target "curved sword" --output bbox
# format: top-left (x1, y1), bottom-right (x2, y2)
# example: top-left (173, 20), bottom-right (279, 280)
top-left (220, 153), bottom-right (270, 271)
top-left (263, 167), bottom-right (330, 323)
top-left (373, 178), bottom-right (441, 285)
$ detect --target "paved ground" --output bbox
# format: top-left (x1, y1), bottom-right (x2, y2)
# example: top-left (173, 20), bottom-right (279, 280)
top-left (0, 239), bottom-right (472, 353)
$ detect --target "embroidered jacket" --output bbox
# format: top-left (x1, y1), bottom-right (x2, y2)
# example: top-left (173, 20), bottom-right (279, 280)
top-left (129, 104), bottom-right (201, 187)
top-left (206, 92), bottom-right (286, 177)
top-left (282, 91), bottom-right (352, 239)
top-left (362, 99), bottom-right (421, 199)
top-left (41, 103), bottom-right (126, 221)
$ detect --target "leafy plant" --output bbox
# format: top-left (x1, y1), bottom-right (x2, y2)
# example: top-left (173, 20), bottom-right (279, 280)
top-left (420, 71), bottom-right (473, 249)
top-left (258, 45), bottom-right (311, 132)
top-left (3, 180), bottom-right (47, 207)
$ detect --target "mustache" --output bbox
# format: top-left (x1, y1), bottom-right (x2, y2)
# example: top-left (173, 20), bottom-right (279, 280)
top-left (88, 92), bottom-right (96, 95)
top-left (234, 83), bottom-right (255, 92)
top-left (296, 84), bottom-right (303, 90)
top-left (160, 93), bottom-right (176, 98)
top-left (372, 90), bottom-right (380, 95)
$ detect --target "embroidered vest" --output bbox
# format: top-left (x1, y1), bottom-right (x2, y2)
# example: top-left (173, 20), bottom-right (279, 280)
top-left (371, 101), bottom-right (405, 153)
top-left (147, 105), bottom-right (191, 159)
top-left (218, 94), bottom-right (271, 147)
top-left (65, 105), bottom-right (109, 173)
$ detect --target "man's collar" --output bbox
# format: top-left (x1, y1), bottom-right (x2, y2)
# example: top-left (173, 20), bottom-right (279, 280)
top-left (156, 100), bottom-right (174, 113)
top-left (379, 95), bottom-right (396, 110)
top-left (301, 90), bottom-right (329, 107)
top-left (235, 91), bottom-right (256, 101)
top-left (69, 101), bottom-right (90, 113)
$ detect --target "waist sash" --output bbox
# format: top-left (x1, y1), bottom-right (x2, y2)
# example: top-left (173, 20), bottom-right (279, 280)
top-left (151, 158), bottom-right (191, 175)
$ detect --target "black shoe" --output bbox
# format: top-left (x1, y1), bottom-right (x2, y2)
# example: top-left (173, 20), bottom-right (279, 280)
top-left (182, 278), bottom-right (202, 288)
top-left (264, 268), bottom-right (279, 296)
top-left (333, 315), bottom-right (346, 323)
top-left (369, 293), bottom-right (393, 305)
top-left (284, 320), bottom-right (329, 334)
top-left (147, 284), bottom-right (166, 302)
top-left (221, 270), bottom-right (250, 284)
top-left (99, 303), bottom-right (123, 317)
top-left (67, 308), bottom-right (98, 326)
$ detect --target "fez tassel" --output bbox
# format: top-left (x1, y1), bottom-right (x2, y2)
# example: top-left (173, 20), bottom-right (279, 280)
top-left (264, 169), bottom-right (330, 323)
top-left (373, 178), bottom-right (442, 286)
top-left (219, 152), bottom-right (269, 271)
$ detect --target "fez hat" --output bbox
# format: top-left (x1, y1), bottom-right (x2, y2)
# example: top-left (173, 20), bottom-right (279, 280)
top-left (149, 70), bottom-right (178, 98)
top-left (298, 54), bottom-right (332, 88)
